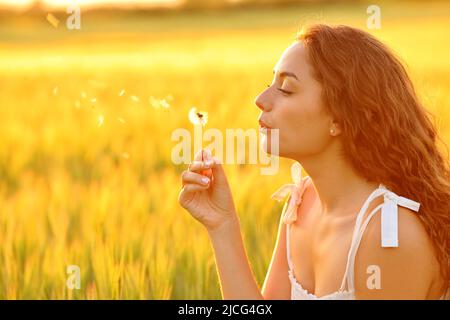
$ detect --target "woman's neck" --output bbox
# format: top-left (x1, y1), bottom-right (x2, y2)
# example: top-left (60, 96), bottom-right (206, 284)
top-left (295, 147), bottom-right (379, 216)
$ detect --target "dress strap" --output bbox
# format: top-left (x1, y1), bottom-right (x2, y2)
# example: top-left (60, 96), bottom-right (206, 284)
top-left (270, 162), bottom-right (309, 271)
top-left (286, 222), bottom-right (295, 271)
top-left (339, 185), bottom-right (421, 292)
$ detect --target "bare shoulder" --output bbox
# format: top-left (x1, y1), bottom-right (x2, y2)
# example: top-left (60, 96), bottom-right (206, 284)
top-left (354, 205), bottom-right (440, 299)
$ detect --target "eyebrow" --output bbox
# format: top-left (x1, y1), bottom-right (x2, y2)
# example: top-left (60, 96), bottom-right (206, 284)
top-left (273, 69), bottom-right (299, 81)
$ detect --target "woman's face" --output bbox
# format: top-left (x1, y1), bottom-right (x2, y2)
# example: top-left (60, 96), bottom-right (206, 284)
top-left (255, 41), bottom-right (336, 159)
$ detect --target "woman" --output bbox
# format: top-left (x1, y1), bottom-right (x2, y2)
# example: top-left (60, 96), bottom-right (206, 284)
top-left (178, 24), bottom-right (449, 300)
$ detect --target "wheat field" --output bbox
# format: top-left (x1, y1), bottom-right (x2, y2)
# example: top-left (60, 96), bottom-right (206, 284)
top-left (0, 1), bottom-right (449, 299)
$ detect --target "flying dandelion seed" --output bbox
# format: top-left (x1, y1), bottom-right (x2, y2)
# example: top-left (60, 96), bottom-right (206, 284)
top-left (130, 95), bottom-right (140, 102)
top-left (97, 115), bottom-right (104, 127)
top-left (117, 117), bottom-right (126, 124)
top-left (46, 13), bottom-right (60, 28)
top-left (149, 97), bottom-right (170, 109)
top-left (119, 89), bottom-right (126, 97)
top-left (52, 86), bottom-right (59, 96)
top-left (122, 152), bottom-right (130, 160)
top-left (160, 99), bottom-right (170, 109)
top-left (166, 94), bottom-right (174, 101)
top-left (74, 100), bottom-right (81, 109)
top-left (91, 98), bottom-right (97, 103)
top-left (80, 91), bottom-right (87, 99)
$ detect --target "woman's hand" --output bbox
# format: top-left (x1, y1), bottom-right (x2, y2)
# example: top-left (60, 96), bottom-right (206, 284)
top-left (178, 149), bottom-right (238, 232)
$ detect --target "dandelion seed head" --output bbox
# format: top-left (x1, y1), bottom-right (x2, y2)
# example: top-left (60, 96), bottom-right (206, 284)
top-left (188, 107), bottom-right (208, 126)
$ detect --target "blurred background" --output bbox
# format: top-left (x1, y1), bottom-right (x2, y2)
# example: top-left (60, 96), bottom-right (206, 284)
top-left (0, 0), bottom-right (449, 299)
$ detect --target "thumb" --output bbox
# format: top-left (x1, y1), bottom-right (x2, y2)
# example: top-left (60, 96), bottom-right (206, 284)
top-left (210, 156), bottom-right (228, 187)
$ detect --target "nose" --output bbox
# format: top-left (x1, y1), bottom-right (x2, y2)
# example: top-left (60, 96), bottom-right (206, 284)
top-left (254, 88), bottom-right (272, 112)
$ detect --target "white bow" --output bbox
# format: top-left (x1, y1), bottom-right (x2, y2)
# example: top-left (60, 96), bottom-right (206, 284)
top-left (270, 162), bottom-right (308, 224)
top-left (380, 187), bottom-right (420, 247)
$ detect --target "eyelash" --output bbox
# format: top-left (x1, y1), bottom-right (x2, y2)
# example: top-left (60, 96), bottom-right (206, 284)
top-left (266, 84), bottom-right (292, 95)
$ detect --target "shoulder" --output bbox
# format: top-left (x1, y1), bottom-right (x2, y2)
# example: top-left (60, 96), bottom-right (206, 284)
top-left (354, 205), bottom-right (438, 299)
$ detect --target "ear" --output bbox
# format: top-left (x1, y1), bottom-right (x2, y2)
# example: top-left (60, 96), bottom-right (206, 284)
top-left (329, 121), bottom-right (342, 136)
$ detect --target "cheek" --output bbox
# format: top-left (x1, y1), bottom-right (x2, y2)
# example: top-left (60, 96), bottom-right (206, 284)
top-left (278, 97), bottom-right (330, 154)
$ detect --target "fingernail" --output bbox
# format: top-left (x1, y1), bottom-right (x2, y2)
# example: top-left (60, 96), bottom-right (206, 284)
top-left (201, 177), bottom-right (210, 184)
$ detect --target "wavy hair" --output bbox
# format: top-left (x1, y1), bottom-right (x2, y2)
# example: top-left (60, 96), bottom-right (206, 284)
top-left (298, 24), bottom-right (450, 294)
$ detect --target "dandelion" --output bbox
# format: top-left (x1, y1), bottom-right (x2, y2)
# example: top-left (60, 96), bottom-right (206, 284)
top-left (188, 107), bottom-right (208, 126)
top-left (119, 89), bottom-right (126, 97)
top-left (97, 114), bottom-right (104, 127)
top-left (46, 13), bottom-right (60, 28)
top-left (188, 107), bottom-right (208, 162)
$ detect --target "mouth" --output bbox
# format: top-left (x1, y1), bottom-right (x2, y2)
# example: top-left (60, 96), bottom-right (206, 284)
top-left (258, 119), bottom-right (272, 130)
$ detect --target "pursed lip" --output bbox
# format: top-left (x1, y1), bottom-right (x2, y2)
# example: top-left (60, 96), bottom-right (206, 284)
top-left (258, 118), bottom-right (272, 129)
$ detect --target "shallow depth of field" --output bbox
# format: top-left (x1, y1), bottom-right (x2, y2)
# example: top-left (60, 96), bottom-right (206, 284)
top-left (0, 1), bottom-right (449, 299)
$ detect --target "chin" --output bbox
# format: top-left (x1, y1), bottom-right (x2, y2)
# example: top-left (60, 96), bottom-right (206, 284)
top-left (260, 138), bottom-right (283, 157)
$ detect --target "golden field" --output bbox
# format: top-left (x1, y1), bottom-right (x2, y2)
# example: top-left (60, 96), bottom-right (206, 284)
top-left (0, 1), bottom-right (449, 299)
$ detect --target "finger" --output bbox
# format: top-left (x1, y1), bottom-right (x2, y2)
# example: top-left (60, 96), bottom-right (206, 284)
top-left (182, 170), bottom-right (211, 186)
top-left (188, 159), bottom-right (214, 172)
top-left (194, 149), bottom-right (205, 161)
top-left (201, 150), bottom-right (214, 178)
top-left (203, 148), bottom-right (212, 161)
top-left (210, 156), bottom-right (227, 186)
top-left (181, 183), bottom-right (210, 194)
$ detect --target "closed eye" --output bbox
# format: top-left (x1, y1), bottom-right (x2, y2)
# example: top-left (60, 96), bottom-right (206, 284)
top-left (277, 88), bottom-right (292, 95)
top-left (267, 84), bottom-right (293, 95)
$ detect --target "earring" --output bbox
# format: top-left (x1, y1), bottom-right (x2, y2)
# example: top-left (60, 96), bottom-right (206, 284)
top-left (330, 128), bottom-right (335, 134)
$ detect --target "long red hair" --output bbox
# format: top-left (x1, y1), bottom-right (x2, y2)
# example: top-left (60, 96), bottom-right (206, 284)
top-left (298, 24), bottom-right (449, 293)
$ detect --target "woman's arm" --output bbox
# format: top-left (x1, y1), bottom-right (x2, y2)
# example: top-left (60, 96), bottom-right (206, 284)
top-left (355, 207), bottom-right (439, 299)
top-left (179, 151), bottom-right (265, 299)
top-left (207, 216), bottom-right (264, 300)
top-left (260, 211), bottom-right (291, 300)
